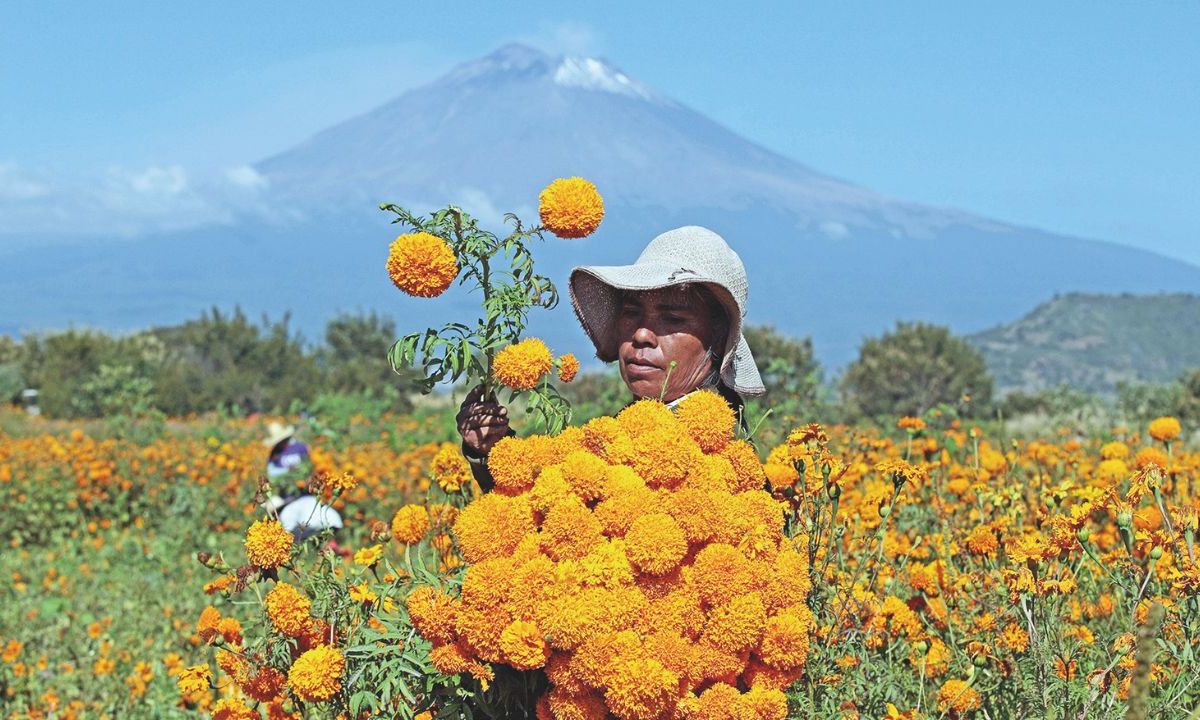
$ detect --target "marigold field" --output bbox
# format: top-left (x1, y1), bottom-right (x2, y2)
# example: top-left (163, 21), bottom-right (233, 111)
top-left (2, 401), bottom-right (1198, 720)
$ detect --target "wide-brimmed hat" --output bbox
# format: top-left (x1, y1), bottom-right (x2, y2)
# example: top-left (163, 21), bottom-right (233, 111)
top-left (261, 421), bottom-right (296, 448)
top-left (569, 225), bottom-right (765, 397)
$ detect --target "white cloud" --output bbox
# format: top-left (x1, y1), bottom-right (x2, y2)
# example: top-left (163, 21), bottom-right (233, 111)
top-left (819, 220), bottom-right (850, 240)
top-left (517, 20), bottom-right (601, 56)
top-left (0, 161), bottom-right (275, 239)
top-left (225, 164), bottom-right (269, 190)
top-left (0, 163), bottom-right (50, 200)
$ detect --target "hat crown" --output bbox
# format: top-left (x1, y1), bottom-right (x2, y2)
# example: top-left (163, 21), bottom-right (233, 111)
top-left (636, 226), bottom-right (748, 313)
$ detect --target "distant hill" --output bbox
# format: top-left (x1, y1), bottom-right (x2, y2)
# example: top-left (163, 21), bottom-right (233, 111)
top-left (5, 44), bottom-right (1200, 371)
top-left (968, 293), bottom-right (1200, 395)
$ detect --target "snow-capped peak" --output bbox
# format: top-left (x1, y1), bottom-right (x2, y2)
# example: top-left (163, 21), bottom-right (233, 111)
top-left (553, 56), bottom-right (656, 101)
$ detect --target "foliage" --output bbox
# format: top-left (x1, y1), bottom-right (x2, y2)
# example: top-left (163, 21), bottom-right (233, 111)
top-left (970, 292), bottom-right (1200, 395)
top-left (1, 309), bottom-right (418, 419)
top-left (382, 197), bottom-right (579, 434)
top-left (842, 321), bottom-right (994, 421)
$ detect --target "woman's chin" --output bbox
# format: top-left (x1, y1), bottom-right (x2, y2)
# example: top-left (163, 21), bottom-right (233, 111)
top-left (625, 376), bottom-right (664, 399)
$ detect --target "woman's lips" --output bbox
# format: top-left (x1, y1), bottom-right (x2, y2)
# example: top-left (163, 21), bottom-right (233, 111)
top-left (623, 358), bottom-right (661, 378)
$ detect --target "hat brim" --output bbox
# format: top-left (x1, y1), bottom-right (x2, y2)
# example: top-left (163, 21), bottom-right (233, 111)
top-left (569, 264), bottom-right (765, 397)
top-left (261, 426), bottom-right (296, 447)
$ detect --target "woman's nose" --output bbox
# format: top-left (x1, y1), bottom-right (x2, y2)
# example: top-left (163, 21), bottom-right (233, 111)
top-left (632, 326), bottom-right (657, 347)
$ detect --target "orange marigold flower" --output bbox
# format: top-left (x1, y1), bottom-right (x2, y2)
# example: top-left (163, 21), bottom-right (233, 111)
top-left (487, 436), bottom-right (538, 492)
top-left (541, 496), bottom-right (605, 561)
top-left (539, 177), bottom-right (604, 239)
top-left (239, 664), bottom-right (286, 702)
top-left (244, 519), bottom-right (293, 569)
top-left (493, 338), bottom-right (554, 391)
top-left (1148, 416), bottom-right (1181, 442)
top-left (560, 450), bottom-right (609, 503)
top-left (937, 679), bottom-right (982, 715)
top-left (692, 543), bottom-right (757, 607)
top-left (758, 607), bottom-right (814, 670)
top-left (897, 416), bottom-right (926, 432)
top-left (431, 443), bottom-right (472, 493)
top-left (558, 353), bottom-right (580, 383)
top-left (391, 504), bottom-right (430, 545)
top-left (195, 606), bottom-right (222, 643)
top-left (544, 688), bottom-right (608, 720)
top-left (217, 616), bottom-right (243, 646)
top-left (703, 592), bottom-right (766, 654)
top-left (264, 582), bottom-right (312, 637)
top-left (407, 585), bottom-right (459, 644)
top-left (676, 389), bottom-right (736, 453)
top-left (720, 440), bottom-right (766, 493)
top-left (602, 655), bottom-right (679, 720)
top-left (386, 231), bottom-right (458, 298)
top-left (287, 645), bottom-right (345, 702)
top-left (616, 399), bottom-right (678, 438)
top-left (453, 492), bottom-right (535, 563)
top-left (499, 620), bottom-right (550, 670)
top-left (624, 513), bottom-right (688, 576)
top-left (633, 426), bottom-right (701, 489)
top-left (1135, 446), bottom-right (1169, 471)
top-left (211, 698), bottom-right (258, 720)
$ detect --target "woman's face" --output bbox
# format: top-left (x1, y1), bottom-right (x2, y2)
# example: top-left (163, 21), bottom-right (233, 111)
top-left (615, 286), bottom-right (719, 403)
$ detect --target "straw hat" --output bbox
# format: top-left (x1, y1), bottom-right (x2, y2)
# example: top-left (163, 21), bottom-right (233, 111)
top-left (569, 226), bottom-right (765, 397)
top-left (261, 421), bottom-right (296, 448)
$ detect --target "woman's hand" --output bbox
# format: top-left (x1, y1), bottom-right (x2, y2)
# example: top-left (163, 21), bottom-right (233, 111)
top-left (456, 385), bottom-right (510, 457)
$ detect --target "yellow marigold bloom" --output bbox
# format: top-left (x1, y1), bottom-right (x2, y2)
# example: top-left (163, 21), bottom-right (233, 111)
top-left (176, 664), bottom-right (211, 697)
top-left (429, 641), bottom-right (494, 685)
top-left (541, 496), bottom-right (605, 561)
top-left (391, 504), bottom-right (430, 545)
top-left (603, 655), bottom-right (679, 720)
top-left (431, 443), bottom-right (471, 493)
top-left (462, 557), bottom-right (515, 608)
top-left (633, 426), bottom-right (701, 489)
top-left (676, 389), bottom-right (735, 453)
top-left (353, 544), bottom-right (383, 567)
top-left (557, 353), bottom-right (580, 383)
top-left (720, 439), bottom-right (766, 493)
top-left (326, 471), bottom-right (358, 493)
top-left (1100, 441), bottom-right (1130, 460)
top-left (454, 492), bottom-right (535, 563)
top-left (897, 416), bottom-right (926, 431)
top-left (349, 582), bottom-right (377, 604)
top-left (386, 231), bottom-right (458, 298)
top-left (407, 585), bottom-right (458, 644)
top-left (211, 698), bottom-right (257, 720)
top-left (486, 436), bottom-right (538, 492)
top-left (694, 683), bottom-right (742, 720)
top-left (499, 620), bottom-right (550, 670)
top-left (493, 337), bottom-right (553, 391)
top-left (244, 519), bottom-right (293, 569)
top-left (264, 582), bottom-right (312, 637)
top-left (617, 398), bottom-right (677, 438)
top-left (539, 177), bottom-right (604, 239)
top-left (561, 450), bottom-right (609, 502)
top-left (692, 543), bottom-right (758, 607)
top-left (742, 685), bottom-right (788, 720)
top-left (624, 512), bottom-right (688, 576)
top-left (1148, 416), bottom-right (1181, 442)
top-left (287, 645), bottom-right (345, 702)
top-left (703, 592), bottom-right (766, 654)
top-left (936, 679), bottom-right (982, 715)
top-left (758, 609), bottom-right (814, 670)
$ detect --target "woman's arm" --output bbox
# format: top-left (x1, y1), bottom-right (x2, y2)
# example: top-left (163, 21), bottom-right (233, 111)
top-left (455, 385), bottom-right (512, 493)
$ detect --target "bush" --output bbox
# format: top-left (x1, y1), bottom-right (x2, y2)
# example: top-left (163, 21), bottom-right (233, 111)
top-left (841, 321), bottom-right (993, 420)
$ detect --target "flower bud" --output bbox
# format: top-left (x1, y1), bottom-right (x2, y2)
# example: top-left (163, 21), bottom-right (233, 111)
top-left (1117, 510), bottom-right (1133, 529)
top-left (1076, 528), bottom-right (1091, 543)
top-left (1150, 546), bottom-right (1164, 561)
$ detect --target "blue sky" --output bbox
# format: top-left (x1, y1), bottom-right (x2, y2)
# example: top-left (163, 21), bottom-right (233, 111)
top-left (3, 2), bottom-right (1198, 264)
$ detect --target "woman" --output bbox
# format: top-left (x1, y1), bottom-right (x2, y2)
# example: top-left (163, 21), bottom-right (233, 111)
top-left (261, 421), bottom-right (344, 544)
top-left (458, 225), bottom-right (765, 491)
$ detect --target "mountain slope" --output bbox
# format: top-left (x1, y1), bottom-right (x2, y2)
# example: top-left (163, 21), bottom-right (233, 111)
top-left (969, 293), bottom-right (1200, 394)
top-left (4, 44), bottom-right (1200, 372)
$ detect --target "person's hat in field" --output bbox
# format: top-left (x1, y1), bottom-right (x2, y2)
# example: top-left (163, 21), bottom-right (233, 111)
top-left (261, 421), bottom-right (296, 448)
top-left (568, 225), bottom-right (765, 397)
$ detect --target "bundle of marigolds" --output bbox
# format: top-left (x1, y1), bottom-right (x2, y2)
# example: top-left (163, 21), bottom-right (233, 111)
top-left (408, 390), bottom-right (810, 720)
